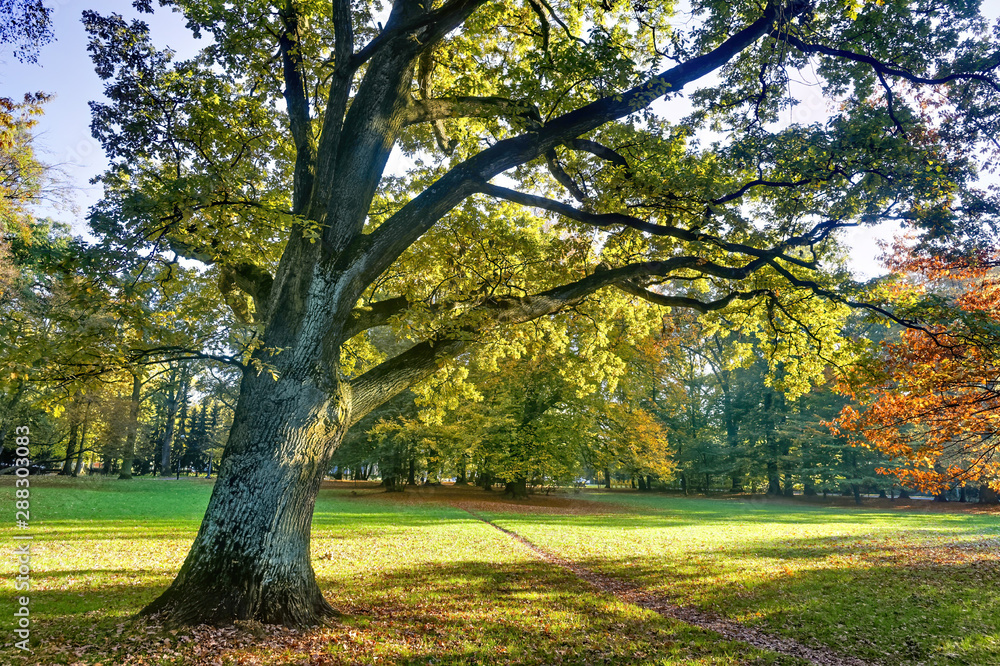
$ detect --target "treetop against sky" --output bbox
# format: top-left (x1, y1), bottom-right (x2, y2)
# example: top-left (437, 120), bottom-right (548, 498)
top-left (8, 0), bottom-right (998, 279)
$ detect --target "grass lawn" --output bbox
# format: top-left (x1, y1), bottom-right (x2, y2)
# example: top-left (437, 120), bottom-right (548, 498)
top-left (480, 492), bottom-right (1000, 666)
top-left (0, 477), bottom-right (996, 665)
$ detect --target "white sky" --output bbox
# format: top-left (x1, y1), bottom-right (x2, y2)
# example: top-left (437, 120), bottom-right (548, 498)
top-left (3, 1), bottom-right (996, 281)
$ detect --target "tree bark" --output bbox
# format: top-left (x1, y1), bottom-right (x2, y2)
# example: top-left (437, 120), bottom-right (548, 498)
top-left (142, 371), bottom-right (349, 626)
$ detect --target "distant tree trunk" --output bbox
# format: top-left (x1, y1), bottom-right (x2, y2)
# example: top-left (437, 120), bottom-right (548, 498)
top-left (766, 461), bottom-right (781, 495)
top-left (764, 392), bottom-right (781, 496)
top-left (638, 476), bottom-right (647, 491)
top-left (723, 386), bottom-right (742, 492)
top-left (102, 450), bottom-right (114, 474)
top-left (878, 489), bottom-right (887, 499)
top-left (0, 381), bottom-right (27, 447)
top-left (478, 470), bottom-right (493, 491)
top-left (407, 457), bottom-right (416, 485)
top-left (160, 376), bottom-right (180, 477)
top-left (119, 371), bottom-right (143, 480)
top-left (959, 485), bottom-right (967, 503)
top-left (934, 492), bottom-right (949, 502)
top-left (455, 454), bottom-right (467, 484)
top-left (61, 419), bottom-right (79, 476)
top-left (505, 477), bottom-right (527, 498)
top-left (174, 373), bottom-right (190, 474)
top-left (803, 479), bottom-right (817, 496)
top-left (73, 440), bottom-right (86, 476)
top-left (979, 485), bottom-right (998, 504)
top-left (782, 473), bottom-right (794, 497)
top-left (604, 467), bottom-right (611, 490)
top-left (852, 483), bottom-right (862, 505)
top-left (898, 487), bottom-right (911, 500)
top-left (72, 400), bottom-right (93, 477)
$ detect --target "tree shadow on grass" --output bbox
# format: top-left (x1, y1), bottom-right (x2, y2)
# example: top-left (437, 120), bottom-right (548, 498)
top-left (3, 562), bottom-right (808, 666)
top-left (568, 546), bottom-right (1000, 666)
top-left (315, 558), bottom-right (807, 666)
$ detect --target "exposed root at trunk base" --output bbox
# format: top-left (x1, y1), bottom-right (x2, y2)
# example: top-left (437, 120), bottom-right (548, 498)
top-left (141, 579), bottom-right (340, 629)
top-left (458, 505), bottom-right (879, 666)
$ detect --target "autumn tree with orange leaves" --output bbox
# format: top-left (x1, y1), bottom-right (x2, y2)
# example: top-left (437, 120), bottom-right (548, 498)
top-left (835, 247), bottom-right (1000, 500)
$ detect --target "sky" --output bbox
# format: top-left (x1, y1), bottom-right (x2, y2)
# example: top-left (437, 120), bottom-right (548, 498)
top-left (3, 1), bottom-right (996, 280)
top-left (2, 0), bottom-right (200, 229)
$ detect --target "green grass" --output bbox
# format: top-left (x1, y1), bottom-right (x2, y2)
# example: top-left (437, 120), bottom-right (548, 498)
top-left (1, 478), bottom-right (803, 665)
top-left (482, 492), bottom-right (1000, 666)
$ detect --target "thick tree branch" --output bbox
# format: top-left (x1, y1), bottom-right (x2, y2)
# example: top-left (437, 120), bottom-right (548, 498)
top-left (350, 0), bottom-right (490, 71)
top-left (219, 262), bottom-right (274, 317)
top-left (417, 46), bottom-right (455, 153)
top-left (342, 295), bottom-right (410, 340)
top-left (278, 1), bottom-right (314, 215)
top-left (545, 149), bottom-right (587, 202)
top-left (617, 283), bottom-right (772, 312)
top-left (312, 0), bottom-right (491, 251)
top-left (477, 182), bottom-right (820, 270)
top-left (349, 0), bottom-right (810, 303)
top-left (349, 254), bottom-right (777, 422)
top-left (566, 138), bottom-right (629, 169)
top-left (349, 336), bottom-right (468, 425)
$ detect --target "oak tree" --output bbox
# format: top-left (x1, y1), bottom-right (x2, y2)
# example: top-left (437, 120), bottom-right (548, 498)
top-left (84, 0), bottom-right (1000, 625)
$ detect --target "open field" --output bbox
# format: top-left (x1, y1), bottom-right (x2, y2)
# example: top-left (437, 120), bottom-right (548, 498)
top-left (1, 478), bottom-right (998, 665)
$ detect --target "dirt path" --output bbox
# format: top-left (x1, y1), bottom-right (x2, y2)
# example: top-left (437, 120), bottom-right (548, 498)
top-left (456, 505), bottom-right (879, 666)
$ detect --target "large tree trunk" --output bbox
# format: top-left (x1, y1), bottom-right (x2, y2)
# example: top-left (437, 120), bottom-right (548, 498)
top-left (142, 371), bottom-right (349, 626)
top-left (119, 371), bottom-right (142, 480)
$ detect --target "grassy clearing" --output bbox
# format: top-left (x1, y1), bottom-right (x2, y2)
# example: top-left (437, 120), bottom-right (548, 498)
top-left (481, 492), bottom-right (1000, 666)
top-left (1, 478), bottom-right (803, 665)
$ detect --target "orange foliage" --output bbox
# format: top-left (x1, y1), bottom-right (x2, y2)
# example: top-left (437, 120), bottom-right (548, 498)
top-left (835, 250), bottom-right (1000, 493)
